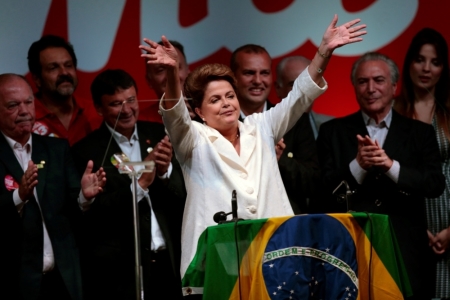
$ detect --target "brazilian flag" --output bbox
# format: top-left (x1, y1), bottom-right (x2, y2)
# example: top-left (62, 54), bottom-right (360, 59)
top-left (182, 213), bottom-right (412, 299)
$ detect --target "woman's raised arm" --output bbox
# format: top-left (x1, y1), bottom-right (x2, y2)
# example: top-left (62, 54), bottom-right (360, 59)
top-left (139, 36), bottom-right (181, 109)
top-left (308, 14), bottom-right (367, 86)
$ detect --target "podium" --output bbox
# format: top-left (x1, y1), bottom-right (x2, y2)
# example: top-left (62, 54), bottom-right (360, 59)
top-left (182, 213), bottom-right (412, 299)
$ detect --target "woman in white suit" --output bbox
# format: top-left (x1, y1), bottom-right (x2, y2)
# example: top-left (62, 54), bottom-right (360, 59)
top-left (140, 15), bottom-right (366, 283)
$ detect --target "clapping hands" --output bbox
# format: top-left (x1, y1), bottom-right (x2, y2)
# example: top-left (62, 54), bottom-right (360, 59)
top-left (356, 135), bottom-right (393, 172)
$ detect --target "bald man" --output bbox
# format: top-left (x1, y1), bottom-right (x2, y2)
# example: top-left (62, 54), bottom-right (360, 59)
top-left (275, 56), bottom-right (333, 138)
top-left (0, 73), bottom-right (104, 300)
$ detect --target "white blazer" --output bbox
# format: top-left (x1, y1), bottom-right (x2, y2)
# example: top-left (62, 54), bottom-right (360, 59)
top-left (160, 69), bottom-right (327, 278)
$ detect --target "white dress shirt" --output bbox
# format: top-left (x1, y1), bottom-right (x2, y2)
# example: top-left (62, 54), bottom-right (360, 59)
top-left (349, 109), bottom-right (400, 184)
top-left (105, 123), bottom-right (167, 250)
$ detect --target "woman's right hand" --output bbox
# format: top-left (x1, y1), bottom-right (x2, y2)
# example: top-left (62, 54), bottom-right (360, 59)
top-left (140, 35), bottom-right (178, 68)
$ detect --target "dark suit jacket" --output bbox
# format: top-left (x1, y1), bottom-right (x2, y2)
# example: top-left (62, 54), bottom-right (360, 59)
top-left (247, 101), bottom-right (320, 214)
top-left (0, 133), bottom-right (83, 300)
top-left (316, 110), bottom-right (445, 299)
top-left (71, 121), bottom-right (185, 299)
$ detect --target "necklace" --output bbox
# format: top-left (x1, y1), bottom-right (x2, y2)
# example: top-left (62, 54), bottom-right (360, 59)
top-left (226, 130), bottom-right (240, 144)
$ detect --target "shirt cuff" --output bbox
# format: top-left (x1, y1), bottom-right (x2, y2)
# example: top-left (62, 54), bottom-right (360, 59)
top-left (349, 159), bottom-right (367, 185)
top-left (133, 182), bottom-right (149, 202)
top-left (159, 92), bottom-right (184, 112)
top-left (78, 191), bottom-right (95, 212)
top-left (158, 162), bottom-right (173, 179)
top-left (13, 189), bottom-right (26, 212)
top-left (385, 160), bottom-right (400, 183)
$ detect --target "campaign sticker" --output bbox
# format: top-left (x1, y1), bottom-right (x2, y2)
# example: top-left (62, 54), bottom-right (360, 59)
top-left (32, 121), bottom-right (49, 135)
top-left (4, 175), bottom-right (19, 191)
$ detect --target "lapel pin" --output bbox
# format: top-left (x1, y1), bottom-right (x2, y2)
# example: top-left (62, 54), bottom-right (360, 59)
top-left (147, 147), bottom-right (153, 153)
top-left (37, 160), bottom-right (45, 169)
top-left (287, 152), bottom-right (293, 158)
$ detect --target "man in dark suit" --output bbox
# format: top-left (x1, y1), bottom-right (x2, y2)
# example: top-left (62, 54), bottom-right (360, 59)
top-left (316, 52), bottom-right (445, 299)
top-left (0, 73), bottom-right (105, 300)
top-left (231, 45), bottom-right (319, 214)
top-left (71, 69), bottom-right (185, 299)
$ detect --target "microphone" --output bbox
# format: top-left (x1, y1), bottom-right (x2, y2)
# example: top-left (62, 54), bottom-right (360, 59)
top-left (213, 190), bottom-right (242, 224)
top-left (332, 180), bottom-right (353, 212)
top-left (231, 190), bottom-right (237, 220)
top-left (213, 211), bottom-right (232, 224)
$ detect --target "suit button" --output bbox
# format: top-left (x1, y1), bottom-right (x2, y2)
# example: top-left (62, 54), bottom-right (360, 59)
top-left (145, 247), bottom-right (150, 251)
top-left (246, 187), bottom-right (254, 194)
top-left (248, 206), bottom-right (257, 214)
top-left (145, 216), bottom-right (150, 221)
top-left (375, 199), bottom-right (382, 206)
top-left (240, 173), bottom-right (248, 179)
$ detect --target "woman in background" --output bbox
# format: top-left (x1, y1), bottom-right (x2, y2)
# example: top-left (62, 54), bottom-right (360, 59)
top-left (394, 27), bottom-right (450, 298)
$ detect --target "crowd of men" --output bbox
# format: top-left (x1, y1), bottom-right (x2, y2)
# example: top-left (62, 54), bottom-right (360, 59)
top-left (0, 34), bottom-right (443, 300)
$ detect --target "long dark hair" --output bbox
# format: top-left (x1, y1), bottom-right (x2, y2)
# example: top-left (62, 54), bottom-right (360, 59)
top-left (395, 28), bottom-right (450, 140)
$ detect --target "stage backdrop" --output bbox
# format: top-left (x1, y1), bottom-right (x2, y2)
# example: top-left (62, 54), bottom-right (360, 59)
top-left (1, 0), bottom-right (449, 122)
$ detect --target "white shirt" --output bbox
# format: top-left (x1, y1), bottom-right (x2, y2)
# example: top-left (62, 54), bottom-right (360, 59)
top-left (3, 133), bottom-right (55, 272)
top-left (105, 123), bottom-right (167, 250)
top-left (349, 109), bottom-right (400, 184)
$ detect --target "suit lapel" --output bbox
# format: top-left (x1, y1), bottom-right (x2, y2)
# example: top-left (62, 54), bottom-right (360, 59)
top-left (238, 122), bottom-right (256, 167)
top-left (201, 124), bottom-right (250, 172)
top-left (31, 134), bottom-right (48, 201)
top-left (0, 133), bottom-right (24, 183)
top-left (97, 123), bottom-right (124, 169)
top-left (382, 110), bottom-right (409, 157)
top-left (344, 112), bottom-right (369, 156)
top-left (136, 122), bottom-right (163, 160)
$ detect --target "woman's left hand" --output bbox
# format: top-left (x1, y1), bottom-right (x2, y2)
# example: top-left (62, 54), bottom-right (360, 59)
top-left (140, 35), bottom-right (178, 68)
top-left (322, 14), bottom-right (366, 51)
top-left (433, 227), bottom-right (450, 254)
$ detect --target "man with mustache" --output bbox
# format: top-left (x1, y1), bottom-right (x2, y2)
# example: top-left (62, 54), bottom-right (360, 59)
top-left (27, 35), bottom-right (100, 145)
top-left (230, 45), bottom-right (319, 214)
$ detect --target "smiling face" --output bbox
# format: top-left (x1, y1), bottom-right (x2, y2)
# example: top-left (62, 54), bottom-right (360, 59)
top-left (34, 47), bottom-right (78, 99)
top-left (409, 44), bottom-right (443, 95)
top-left (194, 80), bottom-right (240, 133)
top-left (354, 60), bottom-right (397, 121)
top-left (0, 76), bottom-right (35, 145)
top-left (234, 51), bottom-right (272, 114)
top-left (95, 86), bottom-right (139, 139)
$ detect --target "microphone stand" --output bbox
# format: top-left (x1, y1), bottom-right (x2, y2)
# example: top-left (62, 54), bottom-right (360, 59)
top-left (119, 160), bottom-right (155, 300)
top-left (332, 180), bottom-right (353, 212)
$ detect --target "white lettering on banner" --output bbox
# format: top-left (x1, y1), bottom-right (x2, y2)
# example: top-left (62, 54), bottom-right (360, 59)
top-left (141, 0), bottom-right (418, 62)
top-left (0, 0), bottom-right (418, 74)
